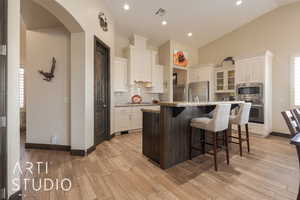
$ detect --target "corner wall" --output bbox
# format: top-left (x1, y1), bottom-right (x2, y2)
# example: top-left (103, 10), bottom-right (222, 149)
top-left (34, 0), bottom-right (116, 150)
top-left (198, 2), bottom-right (300, 134)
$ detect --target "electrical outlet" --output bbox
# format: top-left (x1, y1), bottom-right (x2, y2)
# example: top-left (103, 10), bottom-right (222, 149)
top-left (51, 136), bottom-right (58, 144)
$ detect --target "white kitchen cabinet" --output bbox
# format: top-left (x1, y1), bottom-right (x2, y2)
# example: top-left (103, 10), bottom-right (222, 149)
top-left (150, 65), bottom-right (164, 93)
top-left (114, 107), bottom-right (131, 133)
top-left (127, 45), bottom-right (152, 84)
top-left (113, 106), bottom-right (160, 133)
top-left (188, 65), bottom-right (215, 101)
top-left (214, 67), bottom-right (235, 93)
top-left (235, 57), bottom-right (264, 84)
top-left (114, 57), bottom-right (128, 92)
top-left (234, 51), bottom-right (273, 137)
top-left (189, 66), bottom-right (213, 83)
top-left (130, 107), bottom-right (143, 130)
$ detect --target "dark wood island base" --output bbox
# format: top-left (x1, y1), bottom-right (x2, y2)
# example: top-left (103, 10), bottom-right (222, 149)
top-left (142, 101), bottom-right (242, 169)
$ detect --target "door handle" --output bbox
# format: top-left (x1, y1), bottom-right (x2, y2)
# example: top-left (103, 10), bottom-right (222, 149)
top-left (103, 105), bottom-right (107, 108)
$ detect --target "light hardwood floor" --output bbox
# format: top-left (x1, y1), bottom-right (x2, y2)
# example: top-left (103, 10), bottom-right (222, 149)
top-left (20, 132), bottom-right (299, 200)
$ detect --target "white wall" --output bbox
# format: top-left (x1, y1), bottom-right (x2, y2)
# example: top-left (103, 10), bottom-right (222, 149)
top-left (198, 2), bottom-right (300, 134)
top-left (7, 0), bottom-right (20, 197)
top-left (32, 0), bottom-right (116, 150)
top-left (54, 0), bottom-right (115, 149)
top-left (26, 27), bottom-right (71, 146)
top-left (171, 40), bottom-right (199, 67)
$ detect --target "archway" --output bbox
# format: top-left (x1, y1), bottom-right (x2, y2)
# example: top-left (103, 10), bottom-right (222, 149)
top-left (24, 0), bottom-right (87, 152)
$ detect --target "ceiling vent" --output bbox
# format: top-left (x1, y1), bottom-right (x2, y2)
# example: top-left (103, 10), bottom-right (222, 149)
top-left (155, 8), bottom-right (167, 17)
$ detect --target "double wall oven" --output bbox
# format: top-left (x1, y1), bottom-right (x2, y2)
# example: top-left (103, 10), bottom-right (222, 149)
top-left (237, 83), bottom-right (264, 124)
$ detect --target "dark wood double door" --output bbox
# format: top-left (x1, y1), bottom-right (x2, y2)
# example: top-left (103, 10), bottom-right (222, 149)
top-left (94, 37), bottom-right (110, 145)
top-left (0, 0), bottom-right (7, 199)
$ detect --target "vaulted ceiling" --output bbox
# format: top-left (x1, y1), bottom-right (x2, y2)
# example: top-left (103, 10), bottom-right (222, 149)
top-left (104, 0), bottom-right (300, 47)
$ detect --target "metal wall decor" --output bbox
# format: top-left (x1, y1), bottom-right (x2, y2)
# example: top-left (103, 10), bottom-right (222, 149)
top-left (99, 12), bottom-right (108, 32)
top-left (38, 57), bottom-right (56, 82)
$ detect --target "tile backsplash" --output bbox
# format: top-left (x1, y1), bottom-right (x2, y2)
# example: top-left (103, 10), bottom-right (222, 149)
top-left (114, 86), bottom-right (160, 105)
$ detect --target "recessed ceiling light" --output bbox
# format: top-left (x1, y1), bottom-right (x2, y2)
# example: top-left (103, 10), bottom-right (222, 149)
top-left (123, 3), bottom-right (130, 10)
top-left (162, 21), bottom-right (167, 26)
top-left (188, 32), bottom-right (193, 37)
top-left (236, 0), bottom-right (243, 6)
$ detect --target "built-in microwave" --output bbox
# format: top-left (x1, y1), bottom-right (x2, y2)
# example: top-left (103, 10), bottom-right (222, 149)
top-left (237, 83), bottom-right (263, 99)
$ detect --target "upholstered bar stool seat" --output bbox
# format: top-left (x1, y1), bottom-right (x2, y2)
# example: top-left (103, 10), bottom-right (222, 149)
top-left (190, 104), bottom-right (231, 171)
top-left (191, 117), bottom-right (211, 129)
top-left (229, 103), bottom-right (252, 156)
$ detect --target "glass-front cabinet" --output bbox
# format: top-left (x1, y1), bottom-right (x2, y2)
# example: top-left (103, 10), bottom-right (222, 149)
top-left (215, 68), bottom-right (235, 93)
top-left (227, 70), bottom-right (235, 90)
top-left (216, 71), bottom-right (225, 91)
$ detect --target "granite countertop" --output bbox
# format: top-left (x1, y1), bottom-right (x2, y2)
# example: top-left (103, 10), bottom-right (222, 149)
top-left (159, 101), bottom-right (244, 107)
top-left (115, 103), bottom-right (160, 108)
top-left (141, 108), bottom-right (160, 113)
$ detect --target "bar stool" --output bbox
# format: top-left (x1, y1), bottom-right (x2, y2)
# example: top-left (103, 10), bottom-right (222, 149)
top-left (189, 104), bottom-right (231, 171)
top-left (229, 103), bottom-right (251, 156)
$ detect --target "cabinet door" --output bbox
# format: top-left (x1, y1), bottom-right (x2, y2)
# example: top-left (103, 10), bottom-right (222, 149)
top-left (236, 62), bottom-right (247, 84)
top-left (189, 68), bottom-right (199, 83)
top-left (151, 65), bottom-right (164, 93)
top-left (227, 70), bottom-right (235, 90)
top-left (114, 59), bottom-right (128, 92)
top-left (131, 107), bottom-right (143, 130)
top-left (132, 49), bottom-right (152, 82)
top-left (144, 50), bottom-right (152, 82)
top-left (215, 71), bottom-right (225, 91)
top-left (251, 58), bottom-right (264, 82)
top-left (134, 49), bottom-right (144, 82)
top-left (235, 63), bottom-right (242, 84)
top-left (114, 108), bottom-right (131, 132)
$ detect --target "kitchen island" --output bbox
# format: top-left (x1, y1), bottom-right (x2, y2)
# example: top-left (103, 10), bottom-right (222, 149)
top-left (142, 101), bottom-right (243, 169)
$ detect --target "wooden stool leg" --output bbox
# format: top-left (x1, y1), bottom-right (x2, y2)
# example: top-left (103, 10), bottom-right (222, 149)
top-left (245, 124), bottom-right (250, 153)
top-left (202, 130), bottom-right (206, 154)
top-left (224, 130), bottom-right (230, 165)
top-left (189, 126), bottom-right (193, 160)
top-left (238, 125), bottom-right (243, 157)
top-left (213, 132), bottom-right (218, 171)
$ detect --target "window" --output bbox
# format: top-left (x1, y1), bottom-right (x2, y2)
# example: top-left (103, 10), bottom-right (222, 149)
top-left (19, 68), bottom-right (25, 108)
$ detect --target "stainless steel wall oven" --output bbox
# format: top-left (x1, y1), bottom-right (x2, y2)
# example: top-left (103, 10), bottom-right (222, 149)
top-left (237, 83), bottom-right (264, 124)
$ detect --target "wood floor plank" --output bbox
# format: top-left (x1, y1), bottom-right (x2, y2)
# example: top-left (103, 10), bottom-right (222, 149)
top-left (20, 133), bottom-right (298, 200)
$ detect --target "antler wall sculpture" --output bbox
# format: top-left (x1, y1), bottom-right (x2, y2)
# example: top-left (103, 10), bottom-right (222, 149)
top-left (38, 57), bottom-right (56, 82)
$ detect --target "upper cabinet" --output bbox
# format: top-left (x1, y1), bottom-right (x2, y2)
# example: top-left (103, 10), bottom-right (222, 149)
top-left (151, 65), bottom-right (164, 93)
top-left (189, 65), bottom-right (215, 100)
top-left (114, 57), bottom-right (128, 92)
top-left (126, 35), bottom-right (153, 84)
top-left (214, 67), bottom-right (235, 93)
top-left (235, 57), bottom-right (264, 84)
top-left (189, 66), bottom-right (213, 83)
top-left (127, 45), bottom-right (152, 84)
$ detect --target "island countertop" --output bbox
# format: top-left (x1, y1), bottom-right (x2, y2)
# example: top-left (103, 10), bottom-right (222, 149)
top-left (141, 108), bottom-right (160, 113)
top-left (159, 101), bottom-right (244, 107)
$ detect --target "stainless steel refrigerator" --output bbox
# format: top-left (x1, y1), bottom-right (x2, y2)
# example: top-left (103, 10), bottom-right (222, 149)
top-left (173, 85), bottom-right (188, 101)
top-left (188, 81), bottom-right (210, 102)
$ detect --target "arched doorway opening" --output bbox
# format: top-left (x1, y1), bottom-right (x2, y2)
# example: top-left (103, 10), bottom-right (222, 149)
top-left (20, 0), bottom-right (86, 153)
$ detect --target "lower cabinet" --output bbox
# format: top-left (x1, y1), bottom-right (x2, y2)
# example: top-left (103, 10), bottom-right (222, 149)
top-left (114, 106), bottom-right (160, 133)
